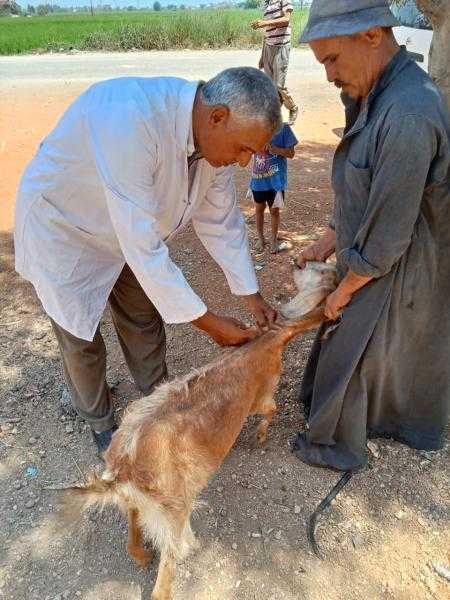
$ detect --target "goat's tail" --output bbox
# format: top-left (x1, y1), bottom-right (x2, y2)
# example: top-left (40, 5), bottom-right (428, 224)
top-left (278, 306), bottom-right (326, 345)
top-left (55, 472), bottom-right (118, 532)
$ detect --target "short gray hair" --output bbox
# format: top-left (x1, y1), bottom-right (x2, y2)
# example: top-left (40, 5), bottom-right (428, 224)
top-left (201, 67), bottom-right (282, 132)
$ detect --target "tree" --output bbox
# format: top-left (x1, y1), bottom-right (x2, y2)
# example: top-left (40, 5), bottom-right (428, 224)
top-left (392, 1), bottom-right (449, 106)
top-left (0, 0), bottom-right (22, 15)
top-left (153, 1), bottom-right (162, 10)
top-left (416, 0), bottom-right (450, 106)
top-left (36, 3), bottom-right (50, 15)
top-left (244, 0), bottom-right (260, 8)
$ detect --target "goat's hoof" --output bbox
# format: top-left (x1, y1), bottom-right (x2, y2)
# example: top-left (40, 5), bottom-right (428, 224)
top-left (254, 430), bottom-right (267, 448)
top-left (128, 545), bottom-right (154, 568)
top-left (191, 535), bottom-right (200, 551)
top-left (151, 592), bottom-right (172, 600)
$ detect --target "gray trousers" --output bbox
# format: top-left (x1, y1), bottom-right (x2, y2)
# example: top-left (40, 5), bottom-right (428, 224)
top-left (262, 43), bottom-right (296, 110)
top-left (51, 264), bottom-right (167, 432)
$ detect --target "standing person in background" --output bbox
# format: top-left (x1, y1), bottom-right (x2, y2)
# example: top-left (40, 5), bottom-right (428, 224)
top-left (252, 0), bottom-right (299, 125)
top-left (250, 122), bottom-right (298, 253)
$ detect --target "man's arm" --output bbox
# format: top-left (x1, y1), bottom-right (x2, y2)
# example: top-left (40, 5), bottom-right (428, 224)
top-left (267, 143), bottom-right (296, 158)
top-left (192, 166), bottom-right (276, 328)
top-left (258, 46), bottom-right (265, 70)
top-left (252, 2), bottom-right (292, 31)
top-left (86, 101), bottom-right (207, 323)
top-left (338, 115), bottom-right (437, 280)
top-left (325, 114), bottom-right (438, 320)
top-left (252, 14), bottom-right (291, 30)
top-left (86, 101), bottom-right (256, 345)
top-left (192, 312), bottom-right (257, 346)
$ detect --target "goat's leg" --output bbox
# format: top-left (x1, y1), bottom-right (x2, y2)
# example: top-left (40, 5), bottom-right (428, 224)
top-left (151, 546), bottom-right (175, 600)
top-left (150, 507), bottom-right (195, 600)
top-left (127, 508), bottom-right (154, 568)
top-left (256, 396), bottom-right (277, 445)
top-left (180, 514), bottom-right (199, 555)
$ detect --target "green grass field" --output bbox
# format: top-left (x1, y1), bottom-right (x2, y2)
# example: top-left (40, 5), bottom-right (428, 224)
top-left (0, 9), bottom-right (308, 55)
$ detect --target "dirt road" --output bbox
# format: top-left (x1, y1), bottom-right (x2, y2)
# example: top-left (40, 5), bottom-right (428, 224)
top-left (0, 48), bottom-right (339, 231)
top-left (0, 50), bottom-right (449, 600)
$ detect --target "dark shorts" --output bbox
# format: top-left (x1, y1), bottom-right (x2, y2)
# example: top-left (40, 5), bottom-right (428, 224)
top-left (252, 190), bottom-right (284, 208)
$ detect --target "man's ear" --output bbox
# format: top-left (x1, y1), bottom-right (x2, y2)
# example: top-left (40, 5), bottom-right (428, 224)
top-left (208, 105), bottom-right (230, 127)
top-left (361, 27), bottom-right (383, 48)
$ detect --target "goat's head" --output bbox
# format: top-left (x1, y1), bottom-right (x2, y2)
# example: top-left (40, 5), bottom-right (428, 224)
top-left (280, 262), bottom-right (337, 320)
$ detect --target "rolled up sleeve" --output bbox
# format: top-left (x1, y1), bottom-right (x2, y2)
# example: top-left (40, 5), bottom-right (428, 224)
top-left (192, 166), bottom-right (259, 296)
top-left (339, 115), bottom-right (437, 278)
top-left (86, 100), bottom-right (207, 324)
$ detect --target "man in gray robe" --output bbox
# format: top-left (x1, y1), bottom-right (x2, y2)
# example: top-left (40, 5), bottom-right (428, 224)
top-left (293, 0), bottom-right (450, 472)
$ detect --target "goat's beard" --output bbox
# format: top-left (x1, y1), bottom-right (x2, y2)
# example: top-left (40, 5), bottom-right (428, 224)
top-left (280, 262), bottom-right (337, 320)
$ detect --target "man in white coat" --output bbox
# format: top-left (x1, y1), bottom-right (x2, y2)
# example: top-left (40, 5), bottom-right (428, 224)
top-left (15, 67), bottom-right (281, 453)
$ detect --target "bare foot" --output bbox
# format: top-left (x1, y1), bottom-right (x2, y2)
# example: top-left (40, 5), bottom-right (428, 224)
top-left (271, 240), bottom-right (292, 254)
top-left (277, 240), bottom-right (292, 252)
top-left (256, 239), bottom-right (265, 253)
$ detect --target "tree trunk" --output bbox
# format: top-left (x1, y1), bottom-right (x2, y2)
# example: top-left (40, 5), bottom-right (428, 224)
top-left (416, 0), bottom-right (450, 106)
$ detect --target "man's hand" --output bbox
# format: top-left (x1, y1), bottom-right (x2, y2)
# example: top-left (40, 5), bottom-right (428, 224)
top-left (297, 242), bottom-right (326, 268)
top-left (297, 227), bottom-right (337, 269)
top-left (242, 292), bottom-right (277, 331)
top-left (191, 311), bottom-right (258, 347)
top-left (251, 19), bottom-right (266, 29)
top-left (324, 288), bottom-right (352, 320)
top-left (324, 268), bottom-right (373, 320)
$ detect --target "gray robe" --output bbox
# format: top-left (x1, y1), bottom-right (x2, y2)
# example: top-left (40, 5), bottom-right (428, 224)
top-left (293, 48), bottom-right (450, 472)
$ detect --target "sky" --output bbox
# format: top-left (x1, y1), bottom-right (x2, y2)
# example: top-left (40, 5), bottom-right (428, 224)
top-left (16, 1), bottom-right (311, 12)
top-left (17, 1), bottom-right (252, 7)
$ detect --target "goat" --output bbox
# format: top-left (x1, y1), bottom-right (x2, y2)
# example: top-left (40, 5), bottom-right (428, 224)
top-left (59, 262), bottom-right (337, 600)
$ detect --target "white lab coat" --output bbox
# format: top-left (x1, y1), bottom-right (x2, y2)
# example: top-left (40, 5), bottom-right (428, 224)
top-left (14, 76), bottom-right (258, 341)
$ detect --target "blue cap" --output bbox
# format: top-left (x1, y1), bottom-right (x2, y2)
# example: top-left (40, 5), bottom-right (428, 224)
top-left (300, 0), bottom-right (400, 43)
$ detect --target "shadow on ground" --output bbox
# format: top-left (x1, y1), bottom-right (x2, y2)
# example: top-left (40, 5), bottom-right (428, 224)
top-left (0, 139), bottom-right (449, 600)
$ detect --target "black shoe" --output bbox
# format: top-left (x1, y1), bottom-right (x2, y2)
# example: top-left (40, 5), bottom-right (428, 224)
top-left (91, 425), bottom-right (118, 457)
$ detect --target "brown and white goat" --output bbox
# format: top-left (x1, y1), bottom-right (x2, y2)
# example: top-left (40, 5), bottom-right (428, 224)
top-left (60, 262), bottom-right (336, 600)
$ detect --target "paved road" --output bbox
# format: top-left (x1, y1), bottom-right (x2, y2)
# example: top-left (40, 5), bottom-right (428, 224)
top-left (0, 48), bottom-right (342, 135)
top-left (0, 49), bottom-right (338, 120)
top-left (0, 47), bottom-right (340, 124)
top-left (0, 48), bottom-right (325, 85)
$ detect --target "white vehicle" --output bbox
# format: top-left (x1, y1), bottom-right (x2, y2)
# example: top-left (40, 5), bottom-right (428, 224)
top-left (391, 1), bottom-right (433, 72)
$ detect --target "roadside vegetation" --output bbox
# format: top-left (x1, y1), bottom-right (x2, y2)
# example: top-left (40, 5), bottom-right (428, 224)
top-left (0, 9), bottom-right (308, 55)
